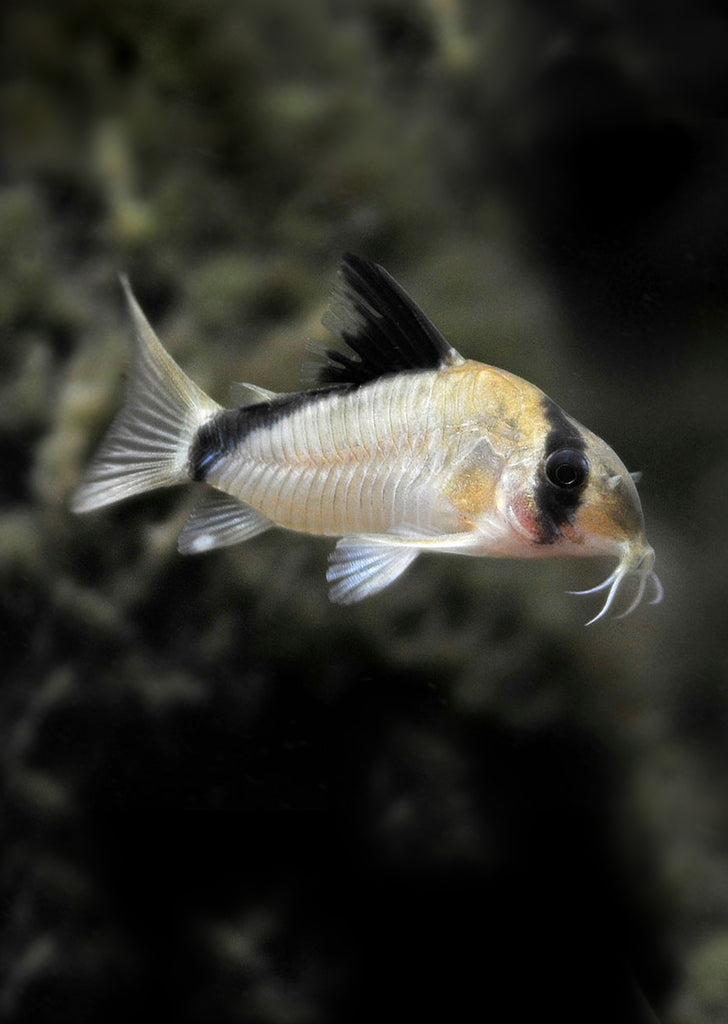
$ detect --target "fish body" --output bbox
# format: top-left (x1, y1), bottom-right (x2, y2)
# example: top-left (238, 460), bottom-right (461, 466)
top-left (72, 254), bottom-right (662, 621)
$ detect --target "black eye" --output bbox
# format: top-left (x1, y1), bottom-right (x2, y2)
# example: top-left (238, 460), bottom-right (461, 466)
top-left (545, 448), bottom-right (589, 490)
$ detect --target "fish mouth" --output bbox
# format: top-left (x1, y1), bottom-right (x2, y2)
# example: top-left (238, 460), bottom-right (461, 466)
top-left (569, 543), bottom-right (664, 626)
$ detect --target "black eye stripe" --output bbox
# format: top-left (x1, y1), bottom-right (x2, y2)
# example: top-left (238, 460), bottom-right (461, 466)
top-left (534, 398), bottom-right (589, 543)
top-left (542, 397), bottom-right (586, 456)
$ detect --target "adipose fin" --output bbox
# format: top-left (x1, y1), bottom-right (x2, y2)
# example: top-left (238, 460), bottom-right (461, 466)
top-left (230, 381), bottom-right (279, 407)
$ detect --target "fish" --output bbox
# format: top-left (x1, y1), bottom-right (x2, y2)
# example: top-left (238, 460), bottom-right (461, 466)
top-left (72, 253), bottom-right (663, 623)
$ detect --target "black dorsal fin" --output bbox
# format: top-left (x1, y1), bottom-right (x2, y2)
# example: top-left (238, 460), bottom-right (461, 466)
top-left (317, 254), bottom-right (463, 386)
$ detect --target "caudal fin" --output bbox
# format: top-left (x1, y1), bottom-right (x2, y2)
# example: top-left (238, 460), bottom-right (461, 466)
top-left (71, 277), bottom-right (220, 513)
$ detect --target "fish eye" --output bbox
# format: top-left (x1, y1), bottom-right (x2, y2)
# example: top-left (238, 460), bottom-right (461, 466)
top-left (545, 448), bottom-right (589, 490)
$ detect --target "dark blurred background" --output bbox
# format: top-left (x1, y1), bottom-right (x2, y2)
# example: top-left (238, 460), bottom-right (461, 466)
top-left (2, 1), bottom-right (728, 1021)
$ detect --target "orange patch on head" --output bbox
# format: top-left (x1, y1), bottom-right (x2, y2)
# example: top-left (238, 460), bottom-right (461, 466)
top-left (577, 482), bottom-right (644, 546)
top-left (444, 462), bottom-right (499, 522)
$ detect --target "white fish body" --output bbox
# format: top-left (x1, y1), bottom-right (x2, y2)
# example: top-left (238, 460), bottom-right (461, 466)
top-left (72, 255), bottom-right (662, 621)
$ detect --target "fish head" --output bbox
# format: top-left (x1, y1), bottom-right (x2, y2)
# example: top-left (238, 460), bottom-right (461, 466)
top-left (547, 429), bottom-right (645, 552)
top-left (501, 400), bottom-right (662, 623)
top-left (559, 428), bottom-right (663, 623)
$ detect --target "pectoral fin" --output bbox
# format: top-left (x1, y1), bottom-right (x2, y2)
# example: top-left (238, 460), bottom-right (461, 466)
top-left (327, 537), bottom-right (420, 604)
top-left (178, 489), bottom-right (272, 554)
top-left (327, 525), bottom-right (485, 604)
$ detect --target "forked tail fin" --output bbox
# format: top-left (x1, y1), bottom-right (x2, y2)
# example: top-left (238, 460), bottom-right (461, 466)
top-left (71, 278), bottom-right (221, 513)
